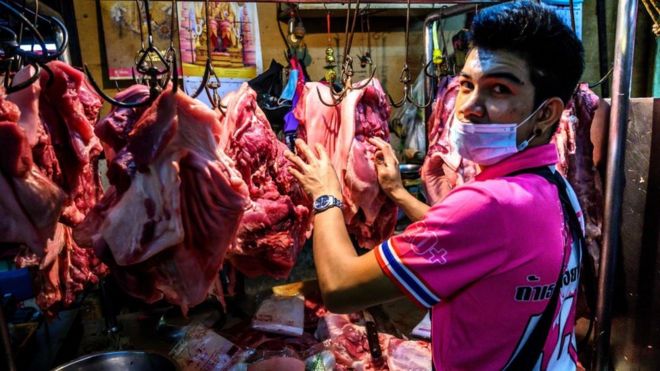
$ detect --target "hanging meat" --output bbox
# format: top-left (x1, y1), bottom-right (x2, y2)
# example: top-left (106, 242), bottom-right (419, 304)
top-left (75, 87), bottom-right (249, 314)
top-left (552, 83), bottom-right (603, 269)
top-left (15, 62), bottom-right (105, 225)
top-left (219, 83), bottom-right (312, 279)
top-left (0, 92), bottom-right (64, 253)
top-left (420, 77), bottom-right (477, 205)
top-left (295, 79), bottom-right (397, 249)
top-left (93, 84), bottom-right (152, 162)
top-left (3, 62), bottom-right (108, 316)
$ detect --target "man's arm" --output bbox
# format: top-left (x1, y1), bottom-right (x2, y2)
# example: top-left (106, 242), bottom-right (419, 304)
top-left (369, 137), bottom-right (430, 222)
top-left (386, 186), bottom-right (430, 222)
top-left (313, 207), bottom-right (404, 313)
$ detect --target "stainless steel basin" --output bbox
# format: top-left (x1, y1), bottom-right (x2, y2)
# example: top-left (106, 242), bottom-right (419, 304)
top-left (399, 163), bottom-right (421, 179)
top-left (52, 351), bottom-right (177, 371)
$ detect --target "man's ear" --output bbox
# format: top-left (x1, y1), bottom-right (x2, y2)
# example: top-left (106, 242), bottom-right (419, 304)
top-left (534, 97), bottom-right (564, 135)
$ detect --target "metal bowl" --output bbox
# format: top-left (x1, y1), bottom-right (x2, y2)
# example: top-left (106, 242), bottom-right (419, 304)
top-left (52, 351), bottom-right (177, 371)
top-left (399, 164), bottom-right (421, 179)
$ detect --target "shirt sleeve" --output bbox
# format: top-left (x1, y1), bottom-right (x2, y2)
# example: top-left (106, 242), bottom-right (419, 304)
top-left (375, 184), bottom-right (511, 308)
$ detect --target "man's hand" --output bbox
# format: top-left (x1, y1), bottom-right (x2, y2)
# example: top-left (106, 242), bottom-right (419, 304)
top-left (369, 137), bottom-right (404, 197)
top-left (285, 139), bottom-right (342, 200)
top-left (421, 151), bottom-right (458, 204)
top-left (370, 137), bottom-right (430, 221)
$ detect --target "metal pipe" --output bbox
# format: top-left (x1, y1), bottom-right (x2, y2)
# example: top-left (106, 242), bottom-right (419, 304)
top-left (596, 0), bottom-right (610, 98)
top-left (423, 12), bottom-right (435, 143)
top-left (593, 0), bottom-right (638, 369)
top-left (0, 303), bottom-right (17, 371)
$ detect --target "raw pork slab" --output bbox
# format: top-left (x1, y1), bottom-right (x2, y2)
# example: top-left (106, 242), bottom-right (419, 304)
top-left (76, 88), bottom-right (249, 313)
top-left (4, 63), bottom-right (107, 317)
top-left (220, 83), bottom-right (312, 279)
top-left (296, 79), bottom-right (397, 249)
top-left (320, 313), bottom-right (432, 370)
top-left (94, 84), bottom-right (151, 161)
top-left (552, 83), bottom-right (603, 269)
top-left (0, 91), bottom-right (64, 255)
top-left (32, 61), bottom-right (104, 225)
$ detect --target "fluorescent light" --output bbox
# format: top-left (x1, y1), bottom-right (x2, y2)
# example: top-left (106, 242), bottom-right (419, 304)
top-left (19, 43), bottom-right (57, 52)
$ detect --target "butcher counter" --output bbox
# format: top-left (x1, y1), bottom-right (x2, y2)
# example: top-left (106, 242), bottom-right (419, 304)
top-left (14, 245), bottom-right (428, 370)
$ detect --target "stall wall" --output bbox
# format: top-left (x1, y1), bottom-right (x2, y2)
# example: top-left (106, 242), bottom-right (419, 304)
top-left (614, 98), bottom-right (660, 370)
top-left (73, 1), bottom-right (648, 105)
top-left (73, 1), bottom-right (442, 104)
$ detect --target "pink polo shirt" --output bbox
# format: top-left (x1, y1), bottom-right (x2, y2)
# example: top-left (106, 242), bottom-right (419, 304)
top-left (375, 144), bottom-right (584, 371)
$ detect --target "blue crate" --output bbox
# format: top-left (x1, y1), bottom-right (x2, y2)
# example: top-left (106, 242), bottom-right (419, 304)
top-left (0, 268), bottom-right (34, 301)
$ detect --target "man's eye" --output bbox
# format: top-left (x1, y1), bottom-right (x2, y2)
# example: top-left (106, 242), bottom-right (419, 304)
top-left (493, 84), bottom-right (511, 94)
top-left (459, 81), bottom-right (474, 90)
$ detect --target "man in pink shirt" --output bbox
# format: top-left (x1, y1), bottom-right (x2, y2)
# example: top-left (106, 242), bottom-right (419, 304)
top-left (285, 1), bottom-right (586, 370)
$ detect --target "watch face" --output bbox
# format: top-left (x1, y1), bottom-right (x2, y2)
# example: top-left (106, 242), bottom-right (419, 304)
top-left (314, 195), bottom-right (330, 209)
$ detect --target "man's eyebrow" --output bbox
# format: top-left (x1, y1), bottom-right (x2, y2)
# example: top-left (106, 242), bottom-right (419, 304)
top-left (482, 72), bottom-right (525, 85)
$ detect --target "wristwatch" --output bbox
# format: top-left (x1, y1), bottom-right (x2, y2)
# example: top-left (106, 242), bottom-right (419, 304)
top-left (313, 195), bottom-right (343, 214)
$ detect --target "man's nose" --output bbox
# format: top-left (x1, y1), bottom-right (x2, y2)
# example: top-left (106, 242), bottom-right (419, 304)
top-left (457, 92), bottom-right (486, 122)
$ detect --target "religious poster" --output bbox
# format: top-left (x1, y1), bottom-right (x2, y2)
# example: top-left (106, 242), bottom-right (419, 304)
top-left (99, 1), bottom-right (261, 86)
top-left (177, 1), bottom-right (263, 78)
top-left (177, 2), bottom-right (262, 107)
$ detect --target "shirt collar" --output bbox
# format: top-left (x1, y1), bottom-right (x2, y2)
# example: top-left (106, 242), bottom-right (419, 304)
top-left (475, 144), bottom-right (559, 181)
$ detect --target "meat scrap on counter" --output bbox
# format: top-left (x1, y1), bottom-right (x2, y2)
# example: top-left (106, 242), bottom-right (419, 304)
top-left (219, 83), bottom-right (312, 279)
top-left (213, 300), bottom-right (431, 370)
top-left (295, 79), bottom-right (398, 249)
top-left (2, 61), bottom-right (108, 317)
top-left (318, 313), bottom-right (432, 371)
top-left (75, 87), bottom-right (249, 315)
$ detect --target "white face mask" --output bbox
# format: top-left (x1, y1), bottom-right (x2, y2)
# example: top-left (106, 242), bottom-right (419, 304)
top-left (448, 102), bottom-right (547, 166)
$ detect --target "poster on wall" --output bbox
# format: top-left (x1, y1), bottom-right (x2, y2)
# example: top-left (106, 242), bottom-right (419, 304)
top-left (100, 1), bottom-right (182, 80)
top-left (177, 1), bottom-right (262, 78)
top-left (99, 1), bottom-right (262, 89)
top-left (177, 1), bottom-right (263, 107)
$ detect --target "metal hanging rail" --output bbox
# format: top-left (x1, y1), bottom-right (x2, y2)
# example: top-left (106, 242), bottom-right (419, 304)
top-left (594, 0), bottom-right (638, 369)
top-left (180, 0), bottom-right (499, 3)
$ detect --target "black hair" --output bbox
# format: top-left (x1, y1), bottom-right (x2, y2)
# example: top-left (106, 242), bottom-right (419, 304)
top-left (469, 1), bottom-right (585, 106)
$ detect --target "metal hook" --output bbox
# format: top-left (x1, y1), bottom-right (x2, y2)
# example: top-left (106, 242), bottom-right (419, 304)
top-left (390, 0), bottom-right (432, 109)
top-left (424, 18), bottom-right (450, 80)
top-left (423, 59), bottom-right (437, 79)
top-left (0, 2), bottom-right (48, 62)
top-left (316, 83), bottom-right (346, 107)
top-left (407, 87), bottom-right (432, 108)
top-left (205, 77), bottom-right (226, 114)
top-left (351, 67), bottom-right (376, 91)
top-left (4, 62), bottom-right (40, 94)
top-left (317, 56), bottom-right (352, 107)
top-left (187, 0), bottom-right (226, 111)
top-left (86, 0), bottom-right (180, 106)
top-left (84, 64), bottom-right (152, 108)
top-left (14, 3), bottom-right (70, 63)
top-left (41, 16), bottom-right (69, 61)
top-left (190, 58), bottom-right (213, 98)
top-left (0, 1), bottom-right (65, 93)
top-left (317, 0), bottom-right (375, 107)
top-left (171, 46), bottom-right (178, 94)
top-left (388, 64), bottom-right (411, 108)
